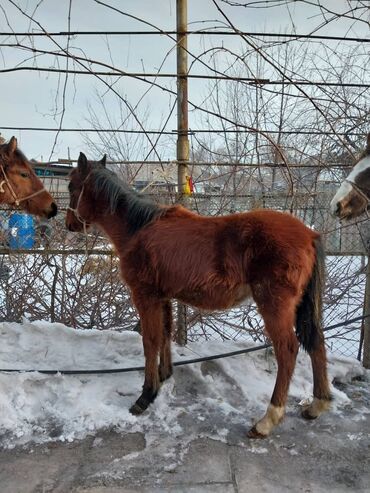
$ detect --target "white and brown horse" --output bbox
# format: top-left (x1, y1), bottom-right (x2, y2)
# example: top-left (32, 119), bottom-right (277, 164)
top-left (331, 133), bottom-right (370, 220)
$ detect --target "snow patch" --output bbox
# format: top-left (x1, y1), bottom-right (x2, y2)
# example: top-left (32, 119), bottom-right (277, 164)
top-left (0, 320), bottom-right (367, 449)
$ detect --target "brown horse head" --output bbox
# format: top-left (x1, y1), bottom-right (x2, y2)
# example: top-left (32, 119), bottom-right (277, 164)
top-left (330, 132), bottom-right (370, 220)
top-left (0, 137), bottom-right (57, 218)
top-left (66, 151), bottom-right (107, 232)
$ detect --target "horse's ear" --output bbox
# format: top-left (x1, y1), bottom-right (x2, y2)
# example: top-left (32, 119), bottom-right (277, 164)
top-left (366, 132), bottom-right (370, 154)
top-left (100, 154), bottom-right (107, 168)
top-left (7, 136), bottom-right (17, 155)
top-left (77, 152), bottom-right (88, 173)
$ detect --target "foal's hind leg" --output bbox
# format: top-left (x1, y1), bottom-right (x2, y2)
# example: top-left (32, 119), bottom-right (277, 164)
top-left (130, 297), bottom-right (163, 415)
top-left (159, 301), bottom-right (173, 382)
top-left (302, 334), bottom-right (331, 419)
top-left (248, 297), bottom-right (299, 438)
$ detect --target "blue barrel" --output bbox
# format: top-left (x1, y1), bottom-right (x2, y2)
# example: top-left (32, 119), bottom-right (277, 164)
top-left (8, 213), bottom-right (35, 249)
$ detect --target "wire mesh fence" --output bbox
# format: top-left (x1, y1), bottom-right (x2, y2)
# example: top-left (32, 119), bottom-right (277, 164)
top-left (0, 0), bottom-right (368, 365)
top-left (0, 168), bottom-right (367, 361)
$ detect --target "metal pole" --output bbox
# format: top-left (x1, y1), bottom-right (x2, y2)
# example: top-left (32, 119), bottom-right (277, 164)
top-left (176, 0), bottom-right (189, 346)
top-left (177, 0), bottom-right (189, 198)
top-left (362, 256), bottom-right (370, 368)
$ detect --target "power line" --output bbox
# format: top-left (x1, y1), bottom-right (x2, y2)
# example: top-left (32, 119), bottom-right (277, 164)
top-left (0, 126), bottom-right (366, 136)
top-left (0, 30), bottom-right (368, 42)
top-left (1, 66), bottom-right (368, 88)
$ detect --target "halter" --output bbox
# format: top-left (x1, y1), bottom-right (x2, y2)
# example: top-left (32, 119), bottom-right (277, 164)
top-left (67, 184), bottom-right (86, 225)
top-left (67, 171), bottom-right (93, 227)
top-left (67, 172), bottom-right (94, 257)
top-left (0, 164), bottom-right (47, 206)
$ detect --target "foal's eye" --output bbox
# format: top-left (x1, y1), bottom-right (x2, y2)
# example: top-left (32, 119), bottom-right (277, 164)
top-left (20, 172), bottom-right (30, 178)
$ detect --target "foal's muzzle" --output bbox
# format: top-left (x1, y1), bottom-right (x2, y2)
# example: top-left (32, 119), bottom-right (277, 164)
top-left (65, 209), bottom-right (88, 232)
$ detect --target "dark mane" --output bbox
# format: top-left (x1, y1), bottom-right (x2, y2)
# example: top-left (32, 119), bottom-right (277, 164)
top-left (92, 167), bottom-right (164, 234)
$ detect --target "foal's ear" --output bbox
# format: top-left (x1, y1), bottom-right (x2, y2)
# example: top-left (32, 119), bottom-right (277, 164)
top-left (77, 152), bottom-right (88, 173)
top-left (100, 154), bottom-right (107, 168)
top-left (366, 132), bottom-right (370, 154)
top-left (6, 136), bottom-right (17, 155)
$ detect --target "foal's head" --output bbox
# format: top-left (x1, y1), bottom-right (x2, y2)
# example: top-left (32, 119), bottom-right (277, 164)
top-left (0, 137), bottom-right (57, 218)
top-left (330, 133), bottom-right (370, 220)
top-left (66, 152), bottom-right (107, 232)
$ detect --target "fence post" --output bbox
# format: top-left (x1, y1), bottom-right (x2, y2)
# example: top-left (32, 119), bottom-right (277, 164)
top-left (176, 0), bottom-right (189, 346)
top-left (363, 256), bottom-right (370, 368)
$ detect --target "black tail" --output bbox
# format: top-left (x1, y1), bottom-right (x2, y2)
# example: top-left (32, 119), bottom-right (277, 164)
top-left (296, 237), bottom-right (325, 352)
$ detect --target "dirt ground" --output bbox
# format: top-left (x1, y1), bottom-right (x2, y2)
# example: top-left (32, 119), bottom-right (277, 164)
top-left (1, 370), bottom-right (369, 493)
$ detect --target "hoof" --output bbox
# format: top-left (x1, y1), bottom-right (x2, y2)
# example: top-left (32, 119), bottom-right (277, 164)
top-left (129, 402), bottom-right (147, 415)
top-left (301, 397), bottom-right (331, 420)
top-left (129, 388), bottom-right (158, 415)
top-left (247, 426), bottom-right (268, 439)
top-left (301, 407), bottom-right (318, 420)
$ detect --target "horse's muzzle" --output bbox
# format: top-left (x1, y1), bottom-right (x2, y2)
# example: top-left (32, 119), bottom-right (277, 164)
top-left (332, 201), bottom-right (341, 217)
top-left (47, 202), bottom-right (58, 218)
top-left (331, 200), bottom-right (349, 220)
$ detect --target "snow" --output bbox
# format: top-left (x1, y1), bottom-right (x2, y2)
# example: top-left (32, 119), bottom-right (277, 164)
top-left (0, 319), bottom-right (367, 450)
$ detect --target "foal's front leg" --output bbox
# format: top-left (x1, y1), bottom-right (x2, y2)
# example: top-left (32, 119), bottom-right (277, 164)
top-left (130, 300), bottom-right (163, 415)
